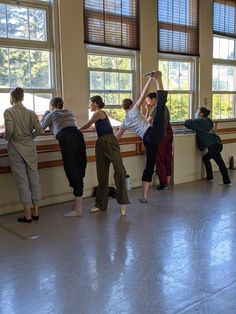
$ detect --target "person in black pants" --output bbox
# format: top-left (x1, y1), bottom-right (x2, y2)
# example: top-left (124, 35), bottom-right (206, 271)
top-left (116, 71), bottom-right (167, 202)
top-left (185, 107), bottom-right (231, 185)
top-left (41, 97), bottom-right (87, 217)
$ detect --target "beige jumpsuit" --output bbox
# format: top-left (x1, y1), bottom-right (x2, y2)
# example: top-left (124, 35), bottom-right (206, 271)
top-left (4, 103), bottom-right (43, 207)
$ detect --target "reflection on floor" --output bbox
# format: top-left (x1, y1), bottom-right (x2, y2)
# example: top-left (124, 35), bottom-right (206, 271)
top-left (0, 171), bottom-right (236, 314)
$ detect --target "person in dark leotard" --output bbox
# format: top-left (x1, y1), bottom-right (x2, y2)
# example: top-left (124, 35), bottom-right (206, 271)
top-left (80, 95), bottom-right (129, 216)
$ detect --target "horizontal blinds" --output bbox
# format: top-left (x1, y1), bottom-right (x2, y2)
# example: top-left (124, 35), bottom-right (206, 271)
top-left (213, 0), bottom-right (236, 39)
top-left (157, 0), bottom-right (199, 56)
top-left (84, 0), bottom-right (139, 50)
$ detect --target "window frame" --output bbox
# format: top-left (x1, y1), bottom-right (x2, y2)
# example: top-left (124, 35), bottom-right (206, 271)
top-left (0, 0), bottom-right (61, 116)
top-left (212, 35), bottom-right (236, 121)
top-left (86, 44), bottom-right (139, 110)
top-left (158, 53), bottom-right (198, 122)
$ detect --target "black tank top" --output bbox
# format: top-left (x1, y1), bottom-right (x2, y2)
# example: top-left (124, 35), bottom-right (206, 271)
top-left (95, 111), bottom-right (113, 137)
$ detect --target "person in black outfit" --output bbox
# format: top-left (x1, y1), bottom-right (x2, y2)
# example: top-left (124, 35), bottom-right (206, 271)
top-left (185, 107), bottom-right (231, 185)
top-left (41, 97), bottom-right (87, 217)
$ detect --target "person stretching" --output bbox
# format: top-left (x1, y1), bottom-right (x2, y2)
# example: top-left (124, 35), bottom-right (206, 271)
top-left (116, 71), bottom-right (167, 203)
top-left (41, 97), bottom-right (87, 217)
top-left (185, 107), bottom-right (231, 185)
top-left (80, 95), bottom-right (129, 216)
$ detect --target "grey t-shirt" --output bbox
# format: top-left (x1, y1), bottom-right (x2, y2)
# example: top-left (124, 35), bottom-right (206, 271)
top-left (41, 109), bottom-right (78, 137)
top-left (120, 106), bottom-right (151, 138)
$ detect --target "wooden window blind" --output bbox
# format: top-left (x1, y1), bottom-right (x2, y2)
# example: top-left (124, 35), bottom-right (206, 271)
top-left (84, 0), bottom-right (139, 50)
top-left (213, 0), bottom-right (236, 39)
top-left (157, 0), bottom-right (199, 56)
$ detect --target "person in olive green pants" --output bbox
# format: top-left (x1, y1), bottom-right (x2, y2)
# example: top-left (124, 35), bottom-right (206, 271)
top-left (80, 95), bottom-right (129, 216)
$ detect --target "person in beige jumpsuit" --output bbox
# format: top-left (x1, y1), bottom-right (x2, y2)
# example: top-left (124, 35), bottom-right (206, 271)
top-left (3, 88), bottom-right (43, 223)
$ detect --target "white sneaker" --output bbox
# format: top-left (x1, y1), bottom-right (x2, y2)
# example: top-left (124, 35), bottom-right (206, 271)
top-left (219, 182), bottom-right (232, 186)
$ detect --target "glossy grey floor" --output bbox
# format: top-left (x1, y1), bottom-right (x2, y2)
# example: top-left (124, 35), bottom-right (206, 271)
top-left (1, 172), bottom-right (236, 314)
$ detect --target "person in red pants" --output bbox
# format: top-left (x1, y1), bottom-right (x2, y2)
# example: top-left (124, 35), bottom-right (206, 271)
top-left (146, 92), bottom-right (173, 190)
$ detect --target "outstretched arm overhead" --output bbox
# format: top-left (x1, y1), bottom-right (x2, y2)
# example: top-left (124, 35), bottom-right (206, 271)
top-left (134, 76), bottom-right (153, 110)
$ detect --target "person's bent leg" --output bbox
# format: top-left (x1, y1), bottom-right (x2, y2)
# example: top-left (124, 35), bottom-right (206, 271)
top-left (60, 131), bottom-right (87, 216)
top-left (105, 136), bottom-right (129, 215)
top-left (202, 151), bottom-right (213, 180)
top-left (141, 139), bottom-right (158, 201)
top-left (210, 144), bottom-right (231, 184)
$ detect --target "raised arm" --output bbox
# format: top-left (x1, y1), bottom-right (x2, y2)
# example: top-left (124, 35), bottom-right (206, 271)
top-left (135, 77), bottom-right (153, 110)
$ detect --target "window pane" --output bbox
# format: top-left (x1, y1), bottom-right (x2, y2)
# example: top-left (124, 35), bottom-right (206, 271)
top-left (105, 72), bottom-right (118, 90)
top-left (116, 57), bottom-right (132, 70)
top-left (213, 36), bottom-right (236, 60)
top-left (212, 94), bottom-right (235, 119)
top-left (0, 4), bottom-right (7, 38)
top-left (104, 108), bottom-right (126, 124)
top-left (23, 93), bottom-right (34, 110)
top-left (88, 55), bottom-right (132, 70)
top-left (7, 5), bottom-right (29, 39)
top-left (118, 73), bottom-right (132, 91)
top-left (29, 8), bottom-right (47, 41)
top-left (30, 50), bottom-right (51, 88)
top-left (9, 49), bottom-right (30, 88)
top-left (168, 94), bottom-right (190, 122)
top-left (159, 60), bottom-right (191, 90)
top-left (0, 48), bottom-right (51, 89)
top-left (102, 56), bottom-right (117, 69)
top-left (1, 4), bottom-right (47, 42)
top-left (90, 71), bottom-right (104, 91)
top-left (34, 93), bottom-right (52, 117)
top-left (212, 65), bottom-right (236, 91)
top-left (104, 93), bottom-right (119, 106)
top-left (0, 93), bottom-right (10, 129)
top-left (88, 55), bottom-right (102, 68)
top-left (0, 48), bottom-right (9, 87)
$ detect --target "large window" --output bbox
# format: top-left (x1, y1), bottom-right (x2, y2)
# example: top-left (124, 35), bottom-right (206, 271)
top-left (87, 49), bottom-right (136, 124)
top-left (212, 0), bottom-right (236, 119)
top-left (157, 0), bottom-right (198, 122)
top-left (159, 58), bottom-right (195, 122)
top-left (0, 0), bottom-right (56, 129)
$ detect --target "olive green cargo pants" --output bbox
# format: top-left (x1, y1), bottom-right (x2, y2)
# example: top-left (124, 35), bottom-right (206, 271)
top-left (95, 134), bottom-right (129, 210)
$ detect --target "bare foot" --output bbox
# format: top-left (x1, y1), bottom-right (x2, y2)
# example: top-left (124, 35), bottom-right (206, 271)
top-left (120, 205), bottom-right (126, 216)
top-left (90, 207), bottom-right (101, 214)
top-left (63, 210), bottom-right (83, 217)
